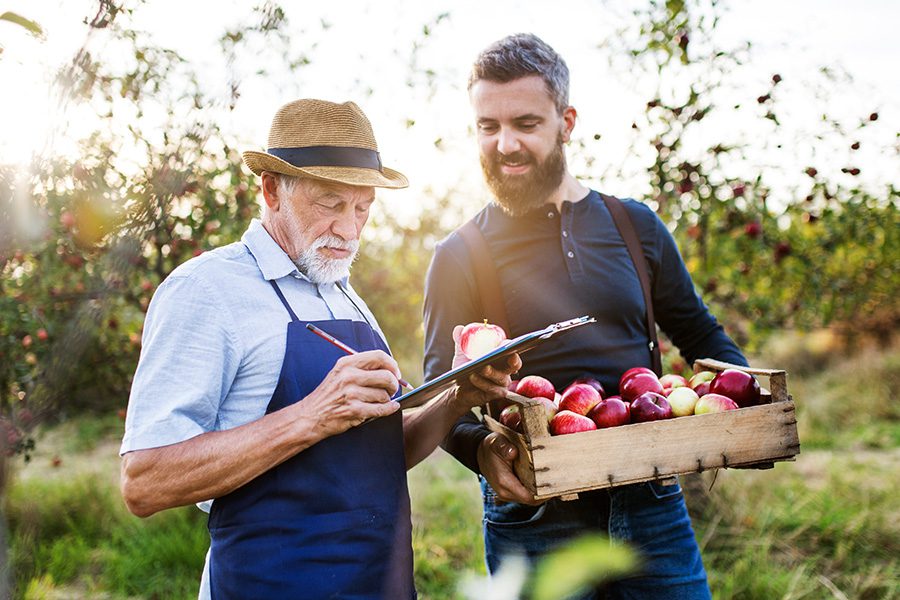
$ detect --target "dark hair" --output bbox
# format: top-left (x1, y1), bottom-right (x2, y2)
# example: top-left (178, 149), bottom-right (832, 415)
top-left (468, 33), bottom-right (570, 113)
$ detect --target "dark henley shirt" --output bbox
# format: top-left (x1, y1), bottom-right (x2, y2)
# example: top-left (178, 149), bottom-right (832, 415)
top-left (423, 190), bottom-right (747, 474)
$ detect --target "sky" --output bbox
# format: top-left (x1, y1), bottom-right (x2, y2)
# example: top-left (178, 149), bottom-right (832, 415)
top-left (1, 0), bottom-right (898, 219)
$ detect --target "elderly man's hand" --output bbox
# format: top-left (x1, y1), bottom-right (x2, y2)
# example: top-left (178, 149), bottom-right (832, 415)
top-left (298, 350), bottom-right (401, 439)
top-left (450, 325), bottom-right (521, 413)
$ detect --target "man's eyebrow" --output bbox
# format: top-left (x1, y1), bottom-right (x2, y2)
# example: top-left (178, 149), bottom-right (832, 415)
top-left (513, 114), bottom-right (544, 122)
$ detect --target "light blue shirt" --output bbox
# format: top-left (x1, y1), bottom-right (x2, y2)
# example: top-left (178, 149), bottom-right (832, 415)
top-left (121, 219), bottom-right (390, 600)
top-left (120, 218), bottom-right (388, 455)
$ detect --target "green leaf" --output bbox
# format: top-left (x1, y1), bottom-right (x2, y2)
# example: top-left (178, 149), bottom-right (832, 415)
top-left (532, 534), bottom-right (638, 600)
top-left (0, 11), bottom-right (43, 37)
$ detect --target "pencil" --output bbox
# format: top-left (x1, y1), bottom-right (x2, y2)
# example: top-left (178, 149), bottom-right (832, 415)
top-left (305, 323), bottom-right (412, 389)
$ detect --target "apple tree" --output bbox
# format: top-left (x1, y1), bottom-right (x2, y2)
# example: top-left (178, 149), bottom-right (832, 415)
top-left (597, 0), bottom-right (899, 357)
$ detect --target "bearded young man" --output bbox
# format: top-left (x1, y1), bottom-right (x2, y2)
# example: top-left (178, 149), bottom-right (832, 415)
top-left (423, 34), bottom-right (748, 599)
top-left (120, 98), bottom-right (519, 600)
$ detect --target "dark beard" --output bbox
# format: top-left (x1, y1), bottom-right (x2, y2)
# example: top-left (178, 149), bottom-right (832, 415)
top-left (480, 137), bottom-right (566, 217)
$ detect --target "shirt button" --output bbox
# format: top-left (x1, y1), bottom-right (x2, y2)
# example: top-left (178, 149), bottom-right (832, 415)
top-left (567, 251), bottom-right (575, 258)
top-left (547, 211), bottom-right (555, 218)
top-left (562, 231), bottom-right (568, 237)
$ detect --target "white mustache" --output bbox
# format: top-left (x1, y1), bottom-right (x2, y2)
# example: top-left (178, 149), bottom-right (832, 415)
top-left (312, 235), bottom-right (359, 253)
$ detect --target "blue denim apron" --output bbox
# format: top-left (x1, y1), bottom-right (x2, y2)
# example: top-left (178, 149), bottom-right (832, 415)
top-left (208, 281), bottom-right (414, 599)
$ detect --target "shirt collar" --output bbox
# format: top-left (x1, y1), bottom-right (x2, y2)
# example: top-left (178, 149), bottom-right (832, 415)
top-left (241, 219), bottom-right (350, 287)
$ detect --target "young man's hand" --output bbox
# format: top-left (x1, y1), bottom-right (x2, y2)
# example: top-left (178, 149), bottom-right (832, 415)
top-left (476, 432), bottom-right (541, 505)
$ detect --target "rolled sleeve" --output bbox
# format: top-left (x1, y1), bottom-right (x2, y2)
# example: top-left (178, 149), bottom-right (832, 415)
top-left (120, 273), bottom-right (242, 455)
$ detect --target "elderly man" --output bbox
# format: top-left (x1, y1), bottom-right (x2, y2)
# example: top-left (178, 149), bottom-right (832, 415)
top-left (120, 99), bottom-right (518, 599)
top-left (424, 34), bottom-right (749, 599)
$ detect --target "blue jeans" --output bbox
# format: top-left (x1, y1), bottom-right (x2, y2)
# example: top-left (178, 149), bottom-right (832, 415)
top-left (481, 477), bottom-right (711, 600)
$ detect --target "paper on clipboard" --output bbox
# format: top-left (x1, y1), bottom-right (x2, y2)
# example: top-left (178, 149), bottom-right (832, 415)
top-left (397, 315), bottom-right (596, 410)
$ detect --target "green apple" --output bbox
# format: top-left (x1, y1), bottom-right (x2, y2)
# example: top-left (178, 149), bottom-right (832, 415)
top-left (666, 386), bottom-right (700, 417)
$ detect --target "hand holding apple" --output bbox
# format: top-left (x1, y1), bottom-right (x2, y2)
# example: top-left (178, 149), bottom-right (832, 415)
top-left (458, 320), bottom-right (508, 361)
top-left (450, 323), bottom-right (521, 413)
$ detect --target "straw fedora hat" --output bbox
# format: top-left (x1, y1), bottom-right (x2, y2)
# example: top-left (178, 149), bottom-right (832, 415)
top-left (242, 99), bottom-right (408, 189)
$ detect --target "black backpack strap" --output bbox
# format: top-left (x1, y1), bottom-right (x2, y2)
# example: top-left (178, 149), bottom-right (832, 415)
top-left (457, 220), bottom-right (510, 334)
top-left (599, 193), bottom-right (663, 375)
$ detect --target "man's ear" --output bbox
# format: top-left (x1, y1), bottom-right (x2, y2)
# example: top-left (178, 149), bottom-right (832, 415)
top-left (261, 172), bottom-right (280, 211)
top-left (561, 106), bottom-right (577, 143)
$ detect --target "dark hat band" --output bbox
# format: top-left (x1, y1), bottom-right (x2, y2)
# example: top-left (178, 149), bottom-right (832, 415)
top-left (267, 146), bottom-right (383, 172)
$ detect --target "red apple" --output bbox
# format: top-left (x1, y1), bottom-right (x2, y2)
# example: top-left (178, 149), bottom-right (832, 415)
top-left (604, 394), bottom-right (624, 404)
top-left (618, 367), bottom-right (655, 392)
top-left (621, 372), bottom-right (664, 402)
top-left (550, 410), bottom-right (597, 435)
top-left (659, 374), bottom-right (688, 390)
top-left (588, 397), bottom-right (631, 428)
top-left (565, 377), bottom-right (605, 398)
top-left (558, 383), bottom-right (601, 416)
top-left (666, 386), bottom-right (700, 417)
top-left (630, 391), bottom-right (674, 422)
top-left (693, 381), bottom-right (711, 397)
top-left (709, 369), bottom-right (761, 408)
top-left (459, 320), bottom-right (507, 360)
top-left (694, 393), bottom-right (739, 414)
top-left (516, 375), bottom-right (556, 401)
top-left (499, 405), bottom-right (523, 433)
top-left (36, 328), bottom-right (49, 342)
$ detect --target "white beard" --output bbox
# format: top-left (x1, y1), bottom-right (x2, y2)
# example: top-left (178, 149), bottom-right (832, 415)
top-left (294, 234), bottom-right (359, 283)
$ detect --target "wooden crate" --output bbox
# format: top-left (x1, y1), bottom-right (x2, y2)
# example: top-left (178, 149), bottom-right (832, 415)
top-left (484, 359), bottom-right (800, 501)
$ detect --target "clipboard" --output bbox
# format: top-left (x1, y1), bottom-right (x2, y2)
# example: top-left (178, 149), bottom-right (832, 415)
top-left (397, 315), bottom-right (596, 410)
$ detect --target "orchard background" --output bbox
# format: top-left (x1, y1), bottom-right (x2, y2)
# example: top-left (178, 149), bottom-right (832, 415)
top-left (1, 1), bottom-right (898, 598)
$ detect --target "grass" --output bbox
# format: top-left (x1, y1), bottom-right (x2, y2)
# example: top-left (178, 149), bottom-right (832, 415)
top-left (3, 341), bottom-right (899, 599)
top-left (5, 475), bottom-right (207, 599)
top-left (409, 453), bottom-right (486, 598)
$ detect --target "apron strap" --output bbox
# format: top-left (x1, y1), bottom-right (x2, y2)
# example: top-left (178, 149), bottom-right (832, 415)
top-left (268, 280), bottom-right (299, 322)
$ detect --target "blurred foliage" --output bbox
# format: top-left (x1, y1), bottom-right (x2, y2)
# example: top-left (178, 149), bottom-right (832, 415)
top-left (0, 1), bottom-right (264, 461)
top-left (610, 0), bottom-right (899, 355)
top-left (531, 535), bottom-right (637, 600)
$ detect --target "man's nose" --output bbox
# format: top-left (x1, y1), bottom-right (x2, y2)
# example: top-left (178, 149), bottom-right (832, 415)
top-left (496, 128), bottom-right (521, 156)
top-left (331, 209), bottom-right (360, 241)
